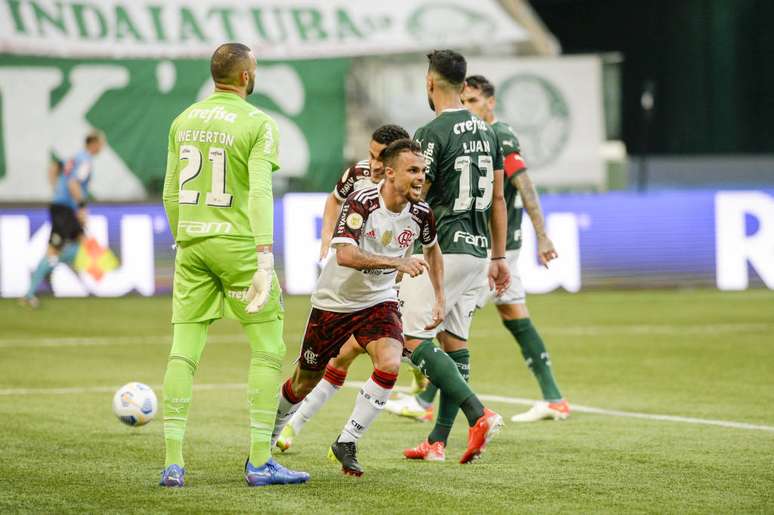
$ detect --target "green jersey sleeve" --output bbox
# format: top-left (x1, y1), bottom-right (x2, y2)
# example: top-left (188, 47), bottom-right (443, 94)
top-left (491, 128), bottom-right (504, 171)
top-left (247, 117), bottom-right (280, 246)
top-left (162, 119), bottom-right (180, 240)
top-left (254, 117), bottom-right (280, 173)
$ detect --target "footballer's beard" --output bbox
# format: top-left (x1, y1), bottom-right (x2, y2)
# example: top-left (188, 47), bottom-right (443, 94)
top-left (246, 76), bottom-right (255, 95)
top-left (427, 95), bottom-right (435, 112)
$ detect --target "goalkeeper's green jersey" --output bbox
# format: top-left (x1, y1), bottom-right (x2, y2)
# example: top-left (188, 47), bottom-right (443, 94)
top-left (162, 91), bottom-right (280, 245)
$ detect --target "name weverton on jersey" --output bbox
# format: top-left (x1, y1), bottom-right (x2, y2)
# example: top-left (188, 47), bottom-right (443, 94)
top-left (177, 129), bottom-right (235, 147)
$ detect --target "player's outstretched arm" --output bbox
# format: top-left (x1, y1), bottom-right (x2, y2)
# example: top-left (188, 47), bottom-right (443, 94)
top-left (319, 193), bottom-right (343, 260)
top-left (422, 242), bottom-right (445, 330)
top-left (161, 129), bottom-right (180, 241)
top-left (512, 171), bottom-right (558, 267)
top-left (335, 244), bottom-right (428, 276)
top-left (489, 169), bottom-right (511, 294)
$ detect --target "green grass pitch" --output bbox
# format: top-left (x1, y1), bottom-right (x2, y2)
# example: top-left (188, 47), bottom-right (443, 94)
top-left (1, 289), bottom-right (773, 513)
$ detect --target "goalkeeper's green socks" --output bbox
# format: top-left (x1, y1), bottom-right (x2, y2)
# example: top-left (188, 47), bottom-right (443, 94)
top-left (163, 322), bottom-right (208, 468)
top-left (504, 318), bottom-right (563, 401)
top-left (162, 320), bottom-right (286, 468)
top-left (243, 320), bottom-right (286, 466)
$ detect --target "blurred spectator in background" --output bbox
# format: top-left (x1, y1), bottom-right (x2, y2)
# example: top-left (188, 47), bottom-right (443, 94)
top-left (20, 130), bottom-right (105, 308)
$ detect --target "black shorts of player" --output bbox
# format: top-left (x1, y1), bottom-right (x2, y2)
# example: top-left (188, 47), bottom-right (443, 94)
top-left (298, 302), bottom-right (404, 371)
top-left (49, 203), bottom-right (83, 250)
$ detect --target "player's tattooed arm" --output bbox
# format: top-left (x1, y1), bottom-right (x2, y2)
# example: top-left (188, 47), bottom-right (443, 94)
top-left (319, 193), bottom-right (344, 260)
top-left (335, 244), bottom-right (428, 277)
top-left (422, 242), bottom-right (445, 330)
top-left (512, 172), bottom-right (558, 267)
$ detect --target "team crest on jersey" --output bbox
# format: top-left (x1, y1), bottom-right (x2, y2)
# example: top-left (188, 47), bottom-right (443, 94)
top-left (303, 349), bottom-right (318, 366)
top-left (397, 229), bottom-right (414, 249)
top-left (380, 230), bottom-right (394, 247)
top-left (346, 213), bottom-right (363, 230)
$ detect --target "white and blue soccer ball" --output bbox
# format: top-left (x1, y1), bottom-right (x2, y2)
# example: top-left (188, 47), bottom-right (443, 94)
top-left (112, 382), bottom-right (157, 427)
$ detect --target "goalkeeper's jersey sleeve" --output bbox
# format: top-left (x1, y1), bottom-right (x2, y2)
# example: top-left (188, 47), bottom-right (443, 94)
top-left (165, 91), bottom-right (280, 244)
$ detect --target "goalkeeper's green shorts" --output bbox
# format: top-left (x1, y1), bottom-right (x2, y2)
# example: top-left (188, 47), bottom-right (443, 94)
top-left (172, 236), bottom-right (283, 324)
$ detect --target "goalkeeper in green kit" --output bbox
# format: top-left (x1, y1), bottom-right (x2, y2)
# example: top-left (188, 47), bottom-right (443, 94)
top-left (159, 43), bottom-right (309, 487)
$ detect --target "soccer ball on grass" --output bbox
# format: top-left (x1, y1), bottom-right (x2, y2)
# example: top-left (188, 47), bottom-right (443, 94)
top-left (112, 382), bottom-right (157, 426)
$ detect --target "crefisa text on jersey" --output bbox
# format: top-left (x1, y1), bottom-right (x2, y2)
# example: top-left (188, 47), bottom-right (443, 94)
top-left (453, 118), bottom-right (489, 135)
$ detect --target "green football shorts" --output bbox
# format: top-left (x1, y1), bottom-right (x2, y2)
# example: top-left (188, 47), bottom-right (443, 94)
top-left (172, 237), bottom-right (283, 324)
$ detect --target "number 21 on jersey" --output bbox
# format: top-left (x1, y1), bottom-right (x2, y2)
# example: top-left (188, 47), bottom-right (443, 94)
top-left (178, 145), bottom-right (233, 208)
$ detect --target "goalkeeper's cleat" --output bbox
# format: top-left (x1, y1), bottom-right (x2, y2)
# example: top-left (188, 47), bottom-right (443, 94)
top-left (460, 408), bottom-right (504, 464)
top-left (159, 464), bottom-right (185, 487)
top-left (328, 436), bottom-right (364, 477)
top-left (403, 440), bottom-right (446, 462)
top-left (18, 295), bottom-right (40, 309)
top-left (384, 393), bottom-right (433, 422)
top-left (244, 457), bottom-right (309, 486)
top-left (409, 367), bottom-right (430, 395)
top-left (275, 425), bottom-right (295, 452)
top-left (510, 400), bottom-right (570, 422)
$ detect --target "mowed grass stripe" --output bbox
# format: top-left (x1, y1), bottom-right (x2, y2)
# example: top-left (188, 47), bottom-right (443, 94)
top-left (0, 321), bottom-right (770, 348)
top-left (3, 380), bottom-right (773, 434)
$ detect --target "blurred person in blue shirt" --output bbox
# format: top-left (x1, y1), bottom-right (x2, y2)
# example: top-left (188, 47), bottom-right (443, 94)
top-left (20, 130), bottom-right (105, 308)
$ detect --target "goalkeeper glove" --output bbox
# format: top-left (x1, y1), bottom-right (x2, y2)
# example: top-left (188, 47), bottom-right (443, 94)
top-left (245, 251), bottom-right (274, 314)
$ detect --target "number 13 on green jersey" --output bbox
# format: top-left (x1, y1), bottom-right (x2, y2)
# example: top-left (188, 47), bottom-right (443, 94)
top-left (414, 109), bottom-right (503, 258)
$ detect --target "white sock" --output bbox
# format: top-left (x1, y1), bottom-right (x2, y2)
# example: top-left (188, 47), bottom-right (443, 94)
top-left (289, 379), bottom-right (341, 434)
top-left (271, 384), bottom-right (302, 444)
top-left (339, 373), bottom-right (394, 443)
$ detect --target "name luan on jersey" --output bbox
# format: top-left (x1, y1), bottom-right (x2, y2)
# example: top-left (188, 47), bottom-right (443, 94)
top-left (492, 120), bottom-right (527, 251)
top-left (311, 185), bottom-right (437, 313)
top-left (332, 159), bottom-right (375, 201)
top-left (414, 109), bottom-right (503, 258)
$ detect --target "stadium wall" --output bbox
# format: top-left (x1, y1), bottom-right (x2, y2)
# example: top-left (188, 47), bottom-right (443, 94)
top-left (1, 190), bottom-right (772, 298)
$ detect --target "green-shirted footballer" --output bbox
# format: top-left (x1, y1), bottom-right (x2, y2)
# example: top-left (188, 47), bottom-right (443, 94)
top-left (387, 74), bottom-right (570, 426)
top-left (390, 50), bottom-right (512, 464)
top-left (159, 43), bottom-right (309, 488)
top-left (463, 74), bottom-right (569, 422)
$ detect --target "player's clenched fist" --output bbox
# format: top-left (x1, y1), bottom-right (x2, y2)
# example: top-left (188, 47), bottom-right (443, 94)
top-left (246, 252), bottom-right (274, 314)
top-left (396, 257), bottom-right (429, 278)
